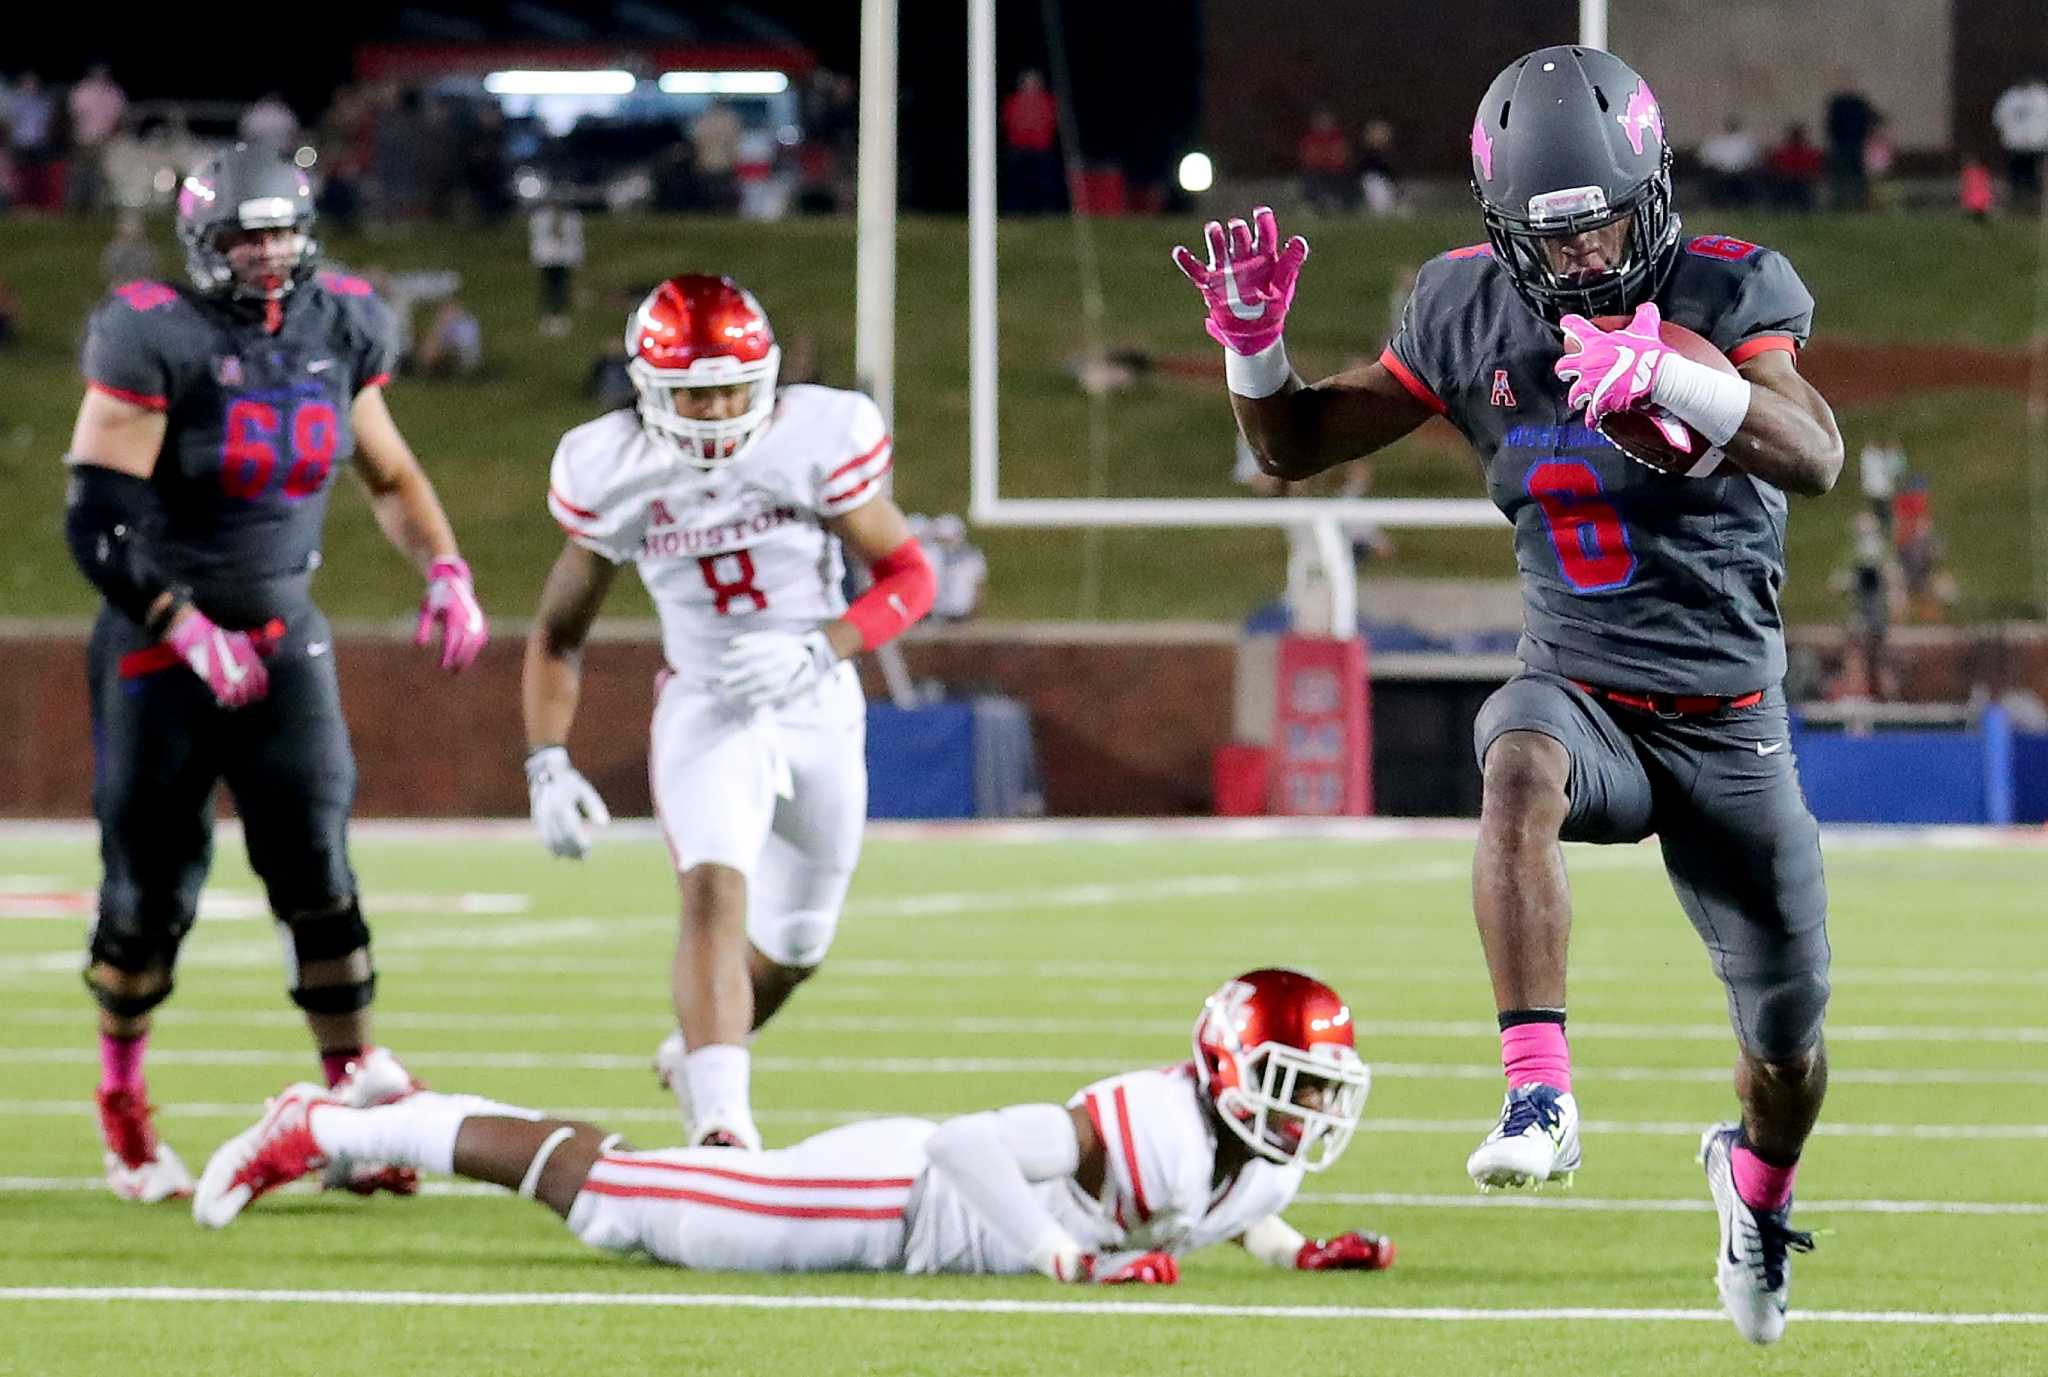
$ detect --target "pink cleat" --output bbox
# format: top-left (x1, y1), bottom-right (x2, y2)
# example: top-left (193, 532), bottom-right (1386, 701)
top-left (192, 1084), bottom-right (333, 1228)
top-left (97, 1086), bottom-right (194, 1203)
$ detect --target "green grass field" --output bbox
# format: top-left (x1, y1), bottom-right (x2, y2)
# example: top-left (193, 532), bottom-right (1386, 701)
top-left (1, 210), bottom-right (2042, 622)
top-left (1, 824), bottom-right (2044, 1375)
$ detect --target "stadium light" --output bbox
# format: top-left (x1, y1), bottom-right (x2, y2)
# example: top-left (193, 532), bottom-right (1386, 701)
top-left (657, 71), bottom-right (791, 95)
top-left (1177, 152), bottom-right (1214, 193)
top-left (483, 70), bottom-right (637, 96)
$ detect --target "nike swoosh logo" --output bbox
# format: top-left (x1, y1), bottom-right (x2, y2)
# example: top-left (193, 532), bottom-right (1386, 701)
top-left (1220, 260), bottom-right (1266, 321)
top-left (306, 641), bottom-right (329, 657)
top-left (307, 359), bottom-right (335, 373)
top-left (1756, 740), bottom-right (1788, 755)
top-left (213, 630), bottom-right (245, 686)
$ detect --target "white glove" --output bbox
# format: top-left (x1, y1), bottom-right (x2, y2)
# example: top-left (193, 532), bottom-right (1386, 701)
top-left (718, 629), bottom-right (839, 710)
top-left (525, 746), bottom-right (610, 860)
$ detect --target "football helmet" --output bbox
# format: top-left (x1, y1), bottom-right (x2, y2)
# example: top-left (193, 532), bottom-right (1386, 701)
top-left (176, 143), bottom-right (319, 303)
top-left (1470, 46), bottom-right (1682, 321)
top-left (1192, 967), bottom-right (1370, 1172)
top-left (626, 274), bottom-right (781, 466)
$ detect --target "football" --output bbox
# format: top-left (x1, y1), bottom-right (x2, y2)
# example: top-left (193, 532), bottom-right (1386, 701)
top-left (1587, 315), bottom-right (1738, 477)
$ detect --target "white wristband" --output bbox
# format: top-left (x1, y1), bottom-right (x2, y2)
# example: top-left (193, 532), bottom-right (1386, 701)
top-left (1649, 354), bottom-right (1752, 449)
top-left (1240, 1215), bottom-right (1308, 1268)
top-left (1223, 337), bottom-right (1293, 399)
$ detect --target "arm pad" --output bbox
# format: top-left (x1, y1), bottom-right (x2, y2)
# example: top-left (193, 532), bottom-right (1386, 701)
top-left (924, 1103), bottom-right (1085, 1279)
top-left (64, 462), bottom-right (181, 630)
top-left (842, 536), bottom-right (935, 651)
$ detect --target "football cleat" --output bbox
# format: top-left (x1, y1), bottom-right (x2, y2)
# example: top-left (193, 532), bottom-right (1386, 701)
top-left (1700, 1124), bottom-right (1815, 1345)
top-left (1466, 1083), bottom-right (1581, 1190)
top-left (193, 1083), bottom-right (334, 1228)
top-left (322, 1047), bottom-right (423, 1196)
top-left (97, 1087), bottom-right (194, 1202)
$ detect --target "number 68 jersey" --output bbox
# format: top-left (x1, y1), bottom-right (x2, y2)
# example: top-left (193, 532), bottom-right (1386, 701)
top-left (546, 384), bottom-right (893, 675)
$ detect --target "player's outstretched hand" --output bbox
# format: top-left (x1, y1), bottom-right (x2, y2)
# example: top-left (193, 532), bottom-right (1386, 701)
top-left (525, 746), bottom-right (610, 860)
top-left (719, 629), bottom-right (839, 711)
top-left (1295, 1230), bottom-right (1396, 1271)
top-left (1554, 303), bottom-right (1668, 429)
top-left (415, 556), bottom-right (489, 672)
top-left (1086, 1250), bottom-right (1181, 1285)
top-left (167, 607), bottom-right (270, 709)
top-left (1170, 206), bottom-right (1308, 356)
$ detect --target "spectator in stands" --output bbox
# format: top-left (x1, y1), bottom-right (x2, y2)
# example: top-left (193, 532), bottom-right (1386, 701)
top-left (1355, 119), bottom-right (1401, 217)
top-left (463, 102), bottom-right (512, 224)
top-left (1823, 82), bottom-right (1876, 210)
top-left (99, 209), bottom-right (159, 284)
top-left (529, 198), bottom-right (584, 338)
top-left (413, 299), bottom-right (485, 379)
top-left (1697, 116), bottom-right (1761, 207)
top-left (735, 124), bottom-right (790, 222)
top-left (1296, 109), bottom-right (1353, 215)
top-left (928, 515), bottom-right (988, 623)
top-left (1829, 511), bottom-right (1901, 701)
top-left (1000, 69), bottom-right (1061, 215)
top-left (1892, 477), bottom-right (1958, 623)
top-left (1764, 124), bottom-right (1823, 211)
top-left (65, 63), bottom-right (125, 214)
top-left (239, 92), bottom-right (298, 151)
top-left (690, 100), bottom-right (742, 212)
top-left (7, 73), bottom-right (62, 213)
top-left (1863, 112), bottom-right (1898, 211)
top-left (1993, 72), bottom-right (2048, 209)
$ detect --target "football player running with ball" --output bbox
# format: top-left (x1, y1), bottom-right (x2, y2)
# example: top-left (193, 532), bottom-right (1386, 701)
top-left (522, 275), bottom-right (933, 1152)
top-left (1174, 48), bottom-right (1842, 1344)
top-left (65, 144), bottom-right (486, 1204)
top-left (196, 968), bottom-right (1395, 1286)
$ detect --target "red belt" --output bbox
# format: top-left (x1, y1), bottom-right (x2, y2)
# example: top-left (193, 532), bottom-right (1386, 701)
top-left (118, 618), bottom-right (287, 679)
top-left (1572, 679), bottom-right (1764, 718)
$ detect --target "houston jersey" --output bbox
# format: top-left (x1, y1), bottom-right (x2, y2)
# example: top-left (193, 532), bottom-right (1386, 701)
top-left (903, 1064), bottom-right (1303, 1274)
top-left (80, 272), bottom-right (397, 623)
top-left (547, 385), bottom-right (892, 675)
top-left (1383, 234), bottom-right (1816, 696)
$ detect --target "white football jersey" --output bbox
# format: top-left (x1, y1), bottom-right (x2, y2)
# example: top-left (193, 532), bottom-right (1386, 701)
top-left (547, 385), bottom-right (892, 676)
top-left (903, 1064), bottom-right (1304, 1274)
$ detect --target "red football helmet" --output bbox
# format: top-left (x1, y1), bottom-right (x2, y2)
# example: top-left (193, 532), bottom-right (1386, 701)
top-left (1192, 968), bottom-right (1370, 1172)
top-left (625, 274), bottom-right (781, 466)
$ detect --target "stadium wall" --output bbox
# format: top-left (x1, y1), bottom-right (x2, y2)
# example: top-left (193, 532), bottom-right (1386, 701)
top-left (8, 625), bottom-right (2048, 820)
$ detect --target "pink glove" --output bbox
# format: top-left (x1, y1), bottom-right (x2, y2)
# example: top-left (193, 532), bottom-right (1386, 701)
top-left (168, 608), bottom-right (270, 709)
top-left (414, 556), bottom-right (488, 672)
top-left (1171, 206), bottom-right (1308, 356)
top-left (1295, 1230), bottom-right (1397, 1272)
top-left (1554, 303), bottom-right (1670, 429)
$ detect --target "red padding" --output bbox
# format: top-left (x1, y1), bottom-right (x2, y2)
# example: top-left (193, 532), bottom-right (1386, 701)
top-left (843, 536), bottom-right (934, 651)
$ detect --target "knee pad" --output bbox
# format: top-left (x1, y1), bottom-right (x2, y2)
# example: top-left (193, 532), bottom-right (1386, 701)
top-left (83, 968), bottom-right (174, 1019)
top-left (281, 900), bottom-right (377, 1015)
top-left (88, 902), bottom-right (194, 977)
top-left (1741, 967), bottom-right (1832, 1064)
top-left (746, 907), bottom-right (839, 970)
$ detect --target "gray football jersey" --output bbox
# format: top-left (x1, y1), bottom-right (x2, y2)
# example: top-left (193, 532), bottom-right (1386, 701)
top-left (82, 271), bottom-right (397, 623)
top-left (1383, 234), bottom-right (1814, 696)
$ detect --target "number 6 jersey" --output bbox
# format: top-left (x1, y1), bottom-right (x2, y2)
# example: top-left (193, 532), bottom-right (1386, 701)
top-left (81, 272), bottom-right (398, 623)
top-left (546, 385), bottom-right (893, 675)
top-left (1381, 234), bottom-right (1815, 697)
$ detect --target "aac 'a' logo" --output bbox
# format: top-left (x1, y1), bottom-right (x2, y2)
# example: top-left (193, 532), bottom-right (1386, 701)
top-left (1490, 369), bottom-right (1516, 408)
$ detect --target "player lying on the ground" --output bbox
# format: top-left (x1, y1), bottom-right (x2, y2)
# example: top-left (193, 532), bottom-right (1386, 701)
top-left (194, 968), bottom-right (1394, 1283)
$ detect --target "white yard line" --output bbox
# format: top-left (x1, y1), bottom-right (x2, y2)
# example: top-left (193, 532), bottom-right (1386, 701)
top-left (0, 1286), bottom-right (2042, 1327)
top-left (0, 1047), bottom-right (2041, 1087)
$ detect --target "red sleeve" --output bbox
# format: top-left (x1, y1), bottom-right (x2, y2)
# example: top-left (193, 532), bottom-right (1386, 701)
top-left (1378, 347), bottom-right (1448, 415)
top-left (842, 536), bottom-right (935, 651)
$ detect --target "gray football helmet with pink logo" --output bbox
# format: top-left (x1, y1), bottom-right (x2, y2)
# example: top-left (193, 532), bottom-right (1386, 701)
top-left (1469, 46), bottom-right (1681, 321)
